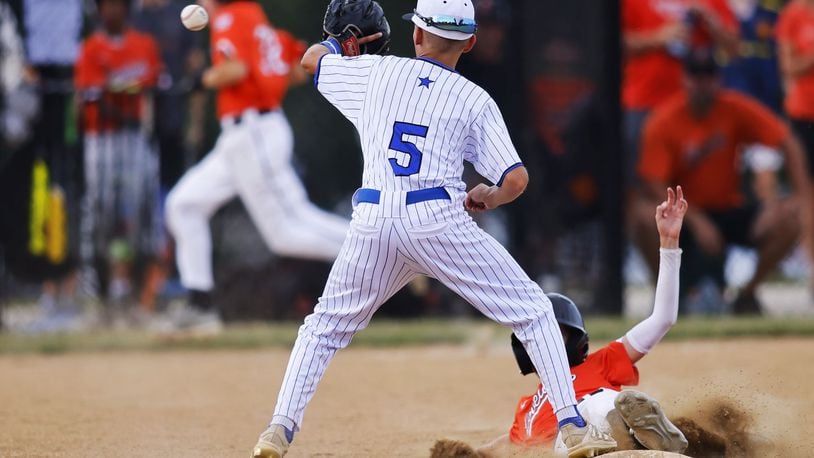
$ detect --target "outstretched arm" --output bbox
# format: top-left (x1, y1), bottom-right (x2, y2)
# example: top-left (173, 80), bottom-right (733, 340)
top-left (465, 166), bottom-right (529, 212)
top-left (301, 32), bottom-right (383, 74)
top-left (621, 186), bottom-right (688, 363)
top-left (201, 58), bottom-right (247, 89)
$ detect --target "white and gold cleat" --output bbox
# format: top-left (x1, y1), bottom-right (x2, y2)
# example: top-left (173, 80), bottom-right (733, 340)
top-left (560, 422), bottom-right (618, 458)
top-left (251, 424), bottom-right (290, 458)
top-left (614, 390), bottom-right (688, 453)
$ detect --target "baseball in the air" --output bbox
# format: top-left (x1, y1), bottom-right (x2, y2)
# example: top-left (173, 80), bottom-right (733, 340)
top-left (181, 4), bottom-right (208, 31)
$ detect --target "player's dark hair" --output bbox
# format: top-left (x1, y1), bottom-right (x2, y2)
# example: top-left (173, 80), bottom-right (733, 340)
top-left (421, 29), bottom-right (470, 53)
top-left (684, 47), bottom-right (719, 76)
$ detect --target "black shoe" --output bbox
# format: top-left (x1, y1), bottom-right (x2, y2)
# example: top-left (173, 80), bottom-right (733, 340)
top-left (731, 291), bottom-right (763, 316)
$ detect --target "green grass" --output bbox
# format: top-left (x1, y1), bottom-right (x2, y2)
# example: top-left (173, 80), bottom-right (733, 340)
top-left (0, 320), bottom-right (481, 355)
top-left (585, 316), bottom-right (814, 340)
top-left (2, 317), bottom-right (814, 355)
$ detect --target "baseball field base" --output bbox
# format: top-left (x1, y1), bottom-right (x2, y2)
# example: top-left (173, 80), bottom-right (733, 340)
top-left (600, 451), bottom-right (692, 457)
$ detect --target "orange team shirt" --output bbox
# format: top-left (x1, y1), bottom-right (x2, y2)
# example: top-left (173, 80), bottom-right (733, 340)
top-left (74, 29), bottom-right (161, 132)
top-left (622, 0), bottom-right (737, 110)
top-left (210, 1), bottom-right (306, 119)
top-left (510, 342), bottom-right (639, 446)
top-left (777, 1), bottom-right (814, 120)
top-left (639, 90), bottom-right (788, 210)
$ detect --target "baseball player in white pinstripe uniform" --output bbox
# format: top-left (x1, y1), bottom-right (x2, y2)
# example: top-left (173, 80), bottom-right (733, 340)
top-left (252, 1), bottom-right (617, 457)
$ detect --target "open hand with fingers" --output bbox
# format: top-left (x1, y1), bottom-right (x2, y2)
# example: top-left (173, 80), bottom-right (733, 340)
top-left (655, 186), bottom-right (688, 249)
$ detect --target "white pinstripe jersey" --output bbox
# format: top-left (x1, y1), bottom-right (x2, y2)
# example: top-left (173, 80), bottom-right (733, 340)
top-left (315, 54), bottom-right (522, 213)
top-left (270, 55), bottom-right (581, 431)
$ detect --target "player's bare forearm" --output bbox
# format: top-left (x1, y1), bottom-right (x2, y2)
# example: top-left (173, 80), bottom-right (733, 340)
top-left (301, 44), bottom-right (330, 75)
top-left (202, 59), bottom-right (247, 89)
top-left (782, 135), bottom-right (814, 233)
top-left (779, 43), bottom-right (814, 79)
top-left (288, 63), bottom-right (309, 86)
top-left (698, 13), bottom-right (738, 56)
top-left (465, 166), bottom-right (528, 212)
top-left (624, 31), bottom-right (666, 55)
top-left (783, 135), bottom-right (814, 198)
top-left (624, 22), bottom-right (685, 56)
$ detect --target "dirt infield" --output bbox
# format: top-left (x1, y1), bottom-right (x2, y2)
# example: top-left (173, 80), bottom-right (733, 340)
top-left (1, 338), bottom-right (812, 457)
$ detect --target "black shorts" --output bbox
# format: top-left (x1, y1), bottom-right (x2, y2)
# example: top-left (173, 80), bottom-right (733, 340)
top-left (790, 118), bottom-right (814, 178)
top-left (704, 205), bottom-right (760, 248)
top-left (678, 205), bottom-right (760, 293)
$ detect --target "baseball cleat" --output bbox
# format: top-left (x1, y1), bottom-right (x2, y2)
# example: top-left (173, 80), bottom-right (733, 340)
top-left (614, 390), bottom-right (688, 453)
top-left (251, 424), bottom-right (289, 458)
top-left (148, 302), bottom-right (223, 337)
top-left (560, 422), bottom-right (617, 458)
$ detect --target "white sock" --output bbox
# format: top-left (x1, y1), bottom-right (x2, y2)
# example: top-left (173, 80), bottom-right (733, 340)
top-left (555, 405), bottom-right (582, 424)
top-left (271, 415), bottom-right (297, 432)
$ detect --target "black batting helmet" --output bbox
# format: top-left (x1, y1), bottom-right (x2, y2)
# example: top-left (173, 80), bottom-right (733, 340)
top-left (511, 293), bottom-right (590, 375)
top-left (323, 0), bottom-right (391, 55)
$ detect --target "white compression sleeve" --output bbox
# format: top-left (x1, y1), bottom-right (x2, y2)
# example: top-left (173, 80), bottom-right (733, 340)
top-left (624, 248), bottom-right (682, 354)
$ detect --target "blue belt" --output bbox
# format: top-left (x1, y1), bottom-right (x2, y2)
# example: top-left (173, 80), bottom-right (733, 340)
top-left (353, 187), bottom-right (451, 206)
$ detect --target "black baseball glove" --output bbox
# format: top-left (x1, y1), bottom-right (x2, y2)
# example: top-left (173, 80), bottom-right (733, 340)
top-left (323, 0), bottom-right (391, 56)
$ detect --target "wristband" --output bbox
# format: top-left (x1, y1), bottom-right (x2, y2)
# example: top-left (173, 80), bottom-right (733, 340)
top-left (320, 37), bottom-right (341, 55)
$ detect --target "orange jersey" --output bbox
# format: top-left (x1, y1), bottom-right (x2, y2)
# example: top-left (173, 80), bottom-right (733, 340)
top-left (509, 342), bottom-right (639, 446)
top-left (74, 29), bottom-right (161, 132)
top-left (622, 0), bottom-right (737, 110)
top-left (210, 1), bottom-right (306, 119)
top-left (639, 90), bottom-right (788, 210)
top-left (777, 1), bottom-right (814, 120)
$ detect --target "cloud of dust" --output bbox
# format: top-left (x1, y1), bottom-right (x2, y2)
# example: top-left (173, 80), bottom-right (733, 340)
top-left (670, 393), bottom-right (805, 457)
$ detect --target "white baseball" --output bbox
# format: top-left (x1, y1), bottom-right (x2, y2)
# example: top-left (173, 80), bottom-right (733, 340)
top-left (181, 4), bottom-right (208, 31)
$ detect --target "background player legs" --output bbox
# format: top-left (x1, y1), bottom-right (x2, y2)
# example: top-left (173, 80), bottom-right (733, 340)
top-left (740, 202), bottom-right (800, 301)
top-left (236, 116), bottom-right (348, 260)
top-left (165, 139), bottom-right (238, 293)
top-left (272, 220), bottom-right (416, 430)
top-left (80, 133), bottom-right (117, 301)
top-left (392, 216), bottom-right (578, 415)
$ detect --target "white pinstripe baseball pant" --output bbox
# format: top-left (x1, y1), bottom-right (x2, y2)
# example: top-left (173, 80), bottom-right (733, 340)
top-left (165, 111), bottom-right (349, 292)
top-left (271, 195), bottom-right (577, 431)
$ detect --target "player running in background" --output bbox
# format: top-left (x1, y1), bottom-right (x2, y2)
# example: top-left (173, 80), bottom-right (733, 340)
top-left (473, 187), bottom-right (689, 457)
top-left (252, 0), bottom-right (618, 457)
top-left (75, 0), bottom-right (162, 312)
top-left (163, 0), bottom-right (349, 333)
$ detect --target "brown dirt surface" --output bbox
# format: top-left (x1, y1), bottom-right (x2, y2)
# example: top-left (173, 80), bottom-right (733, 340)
top-left (1, 338), bottom-right (812, 457)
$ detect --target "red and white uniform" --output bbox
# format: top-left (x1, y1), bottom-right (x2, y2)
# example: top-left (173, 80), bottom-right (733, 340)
top-left (74, 29), bottom-right (162, 269)
top-left (511, 342), bottom-right (639, 447)
top-left (166, 1), bottom-right (349, 293)
top-left (210, 2), bottom-right (303, 119)
top-left (75, 29), bottom-right (161, 131)
top-left (510, 247), bottom-right (683, 452)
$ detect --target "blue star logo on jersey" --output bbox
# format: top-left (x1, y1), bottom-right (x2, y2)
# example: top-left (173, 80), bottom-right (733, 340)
top-left (418, 76), bottom-right (434, 89)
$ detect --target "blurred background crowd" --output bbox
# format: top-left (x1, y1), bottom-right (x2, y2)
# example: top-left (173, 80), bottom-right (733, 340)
top-left (0, 0), bottom-right (812, 334)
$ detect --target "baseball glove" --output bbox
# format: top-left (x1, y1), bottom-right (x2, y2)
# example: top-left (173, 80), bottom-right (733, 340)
top-left (323, 0), bottom-right (391, 56)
